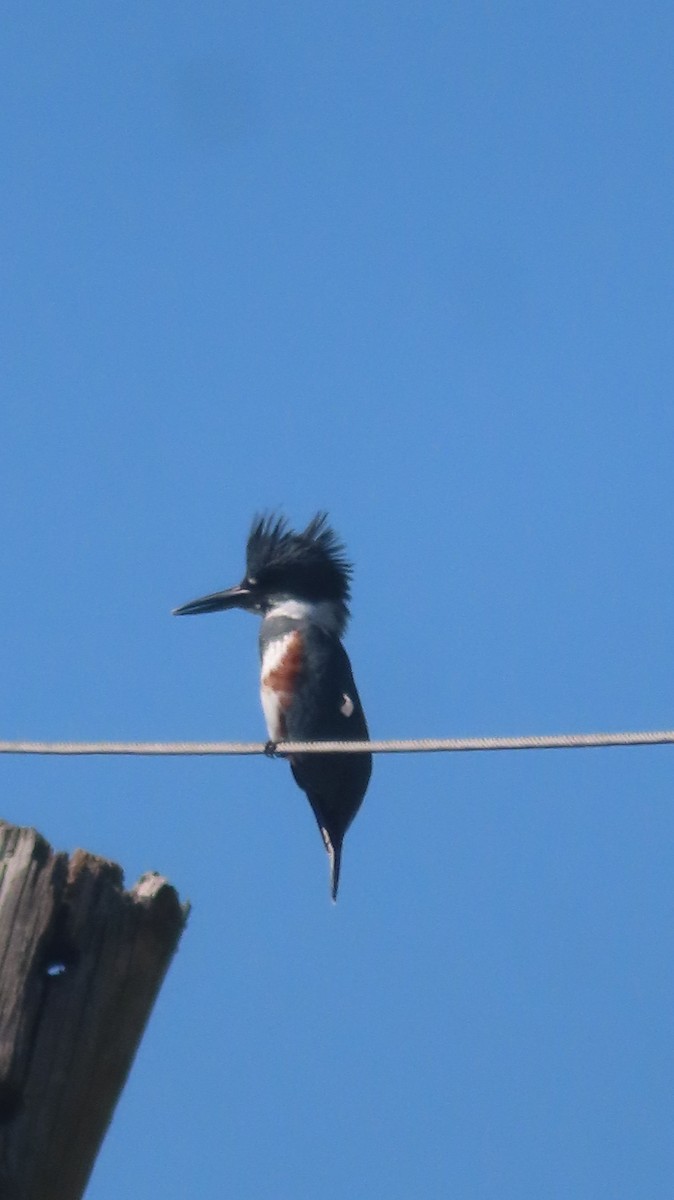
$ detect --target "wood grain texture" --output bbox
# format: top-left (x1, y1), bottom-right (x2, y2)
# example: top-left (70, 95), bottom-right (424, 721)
top-left (0, 821), bottom-right (188, 1200)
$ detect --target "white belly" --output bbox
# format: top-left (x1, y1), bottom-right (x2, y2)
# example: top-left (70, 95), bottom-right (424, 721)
top-left (260, 684), bottom-right (286, 742)
top-left (259, 632), bottom-right (302, 741)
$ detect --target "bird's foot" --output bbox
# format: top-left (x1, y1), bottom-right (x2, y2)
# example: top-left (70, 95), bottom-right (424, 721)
top-left (264, 740), bottom-right (280, 758)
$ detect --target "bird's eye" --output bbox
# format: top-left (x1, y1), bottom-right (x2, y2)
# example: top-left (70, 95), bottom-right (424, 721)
top-left (247, 577), bottom-right (258, 587)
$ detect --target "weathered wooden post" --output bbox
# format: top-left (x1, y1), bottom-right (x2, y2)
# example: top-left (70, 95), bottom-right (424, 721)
top-left (0, 820), bottom-right (188, 1200)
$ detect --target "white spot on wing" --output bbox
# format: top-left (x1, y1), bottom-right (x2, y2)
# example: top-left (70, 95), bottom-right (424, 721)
top-left (340, 692), bottom-right (354, 718)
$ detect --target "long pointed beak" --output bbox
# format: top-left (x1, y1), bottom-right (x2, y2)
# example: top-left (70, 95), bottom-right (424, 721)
top-left (172, 583), bottom-right (255, 616)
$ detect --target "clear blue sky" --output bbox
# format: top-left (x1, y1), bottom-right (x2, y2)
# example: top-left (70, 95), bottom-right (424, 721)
top-left (3, 3), bottom-right (674, 1196)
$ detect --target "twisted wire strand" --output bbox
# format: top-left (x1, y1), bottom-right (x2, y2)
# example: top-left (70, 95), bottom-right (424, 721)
top-left (1, 730), bottom-right (674, 756)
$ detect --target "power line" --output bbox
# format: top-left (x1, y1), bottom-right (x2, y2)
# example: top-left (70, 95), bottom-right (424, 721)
top-left (1, 729), bottom-right (674, 756)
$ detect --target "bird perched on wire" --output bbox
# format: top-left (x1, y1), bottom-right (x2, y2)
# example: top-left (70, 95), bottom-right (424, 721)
top-left (173, 513), bottom-right (372, 900)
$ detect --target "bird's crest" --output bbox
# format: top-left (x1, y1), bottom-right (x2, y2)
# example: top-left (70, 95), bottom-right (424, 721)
top-left (246, 513), bottom-right (353, 625)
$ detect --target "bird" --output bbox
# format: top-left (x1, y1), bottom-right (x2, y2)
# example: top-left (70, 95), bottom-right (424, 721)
top-left (173, 513), bottom-right (372, 900)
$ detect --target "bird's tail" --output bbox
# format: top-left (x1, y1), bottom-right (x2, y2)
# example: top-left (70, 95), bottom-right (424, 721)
top-left (320, 827), bottom-right (342, 903)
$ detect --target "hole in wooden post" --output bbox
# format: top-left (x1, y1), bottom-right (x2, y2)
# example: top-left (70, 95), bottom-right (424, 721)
top-left (45, 961), bottom-right (67, 977)
top-left (42, 937), bottom-right (80, 979)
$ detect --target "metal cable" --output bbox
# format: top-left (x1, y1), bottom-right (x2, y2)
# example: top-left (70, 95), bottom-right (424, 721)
top-left (1, 730), bottom-right (674, 756)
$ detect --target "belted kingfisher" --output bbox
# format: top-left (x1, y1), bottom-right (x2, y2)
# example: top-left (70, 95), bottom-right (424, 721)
top-left (173, 513), bottom-right (372, 900)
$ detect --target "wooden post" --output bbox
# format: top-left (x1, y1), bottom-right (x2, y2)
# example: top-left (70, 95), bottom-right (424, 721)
top-left (0, 820), bottom-right (189, 1200)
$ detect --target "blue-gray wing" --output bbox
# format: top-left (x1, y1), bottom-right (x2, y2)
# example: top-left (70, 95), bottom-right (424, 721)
top-left (285, 629), bottom-right (372, 857)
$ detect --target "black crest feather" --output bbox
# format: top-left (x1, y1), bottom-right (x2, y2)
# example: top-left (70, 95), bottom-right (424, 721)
top-left (246, 512), bottom-right (352, 621)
